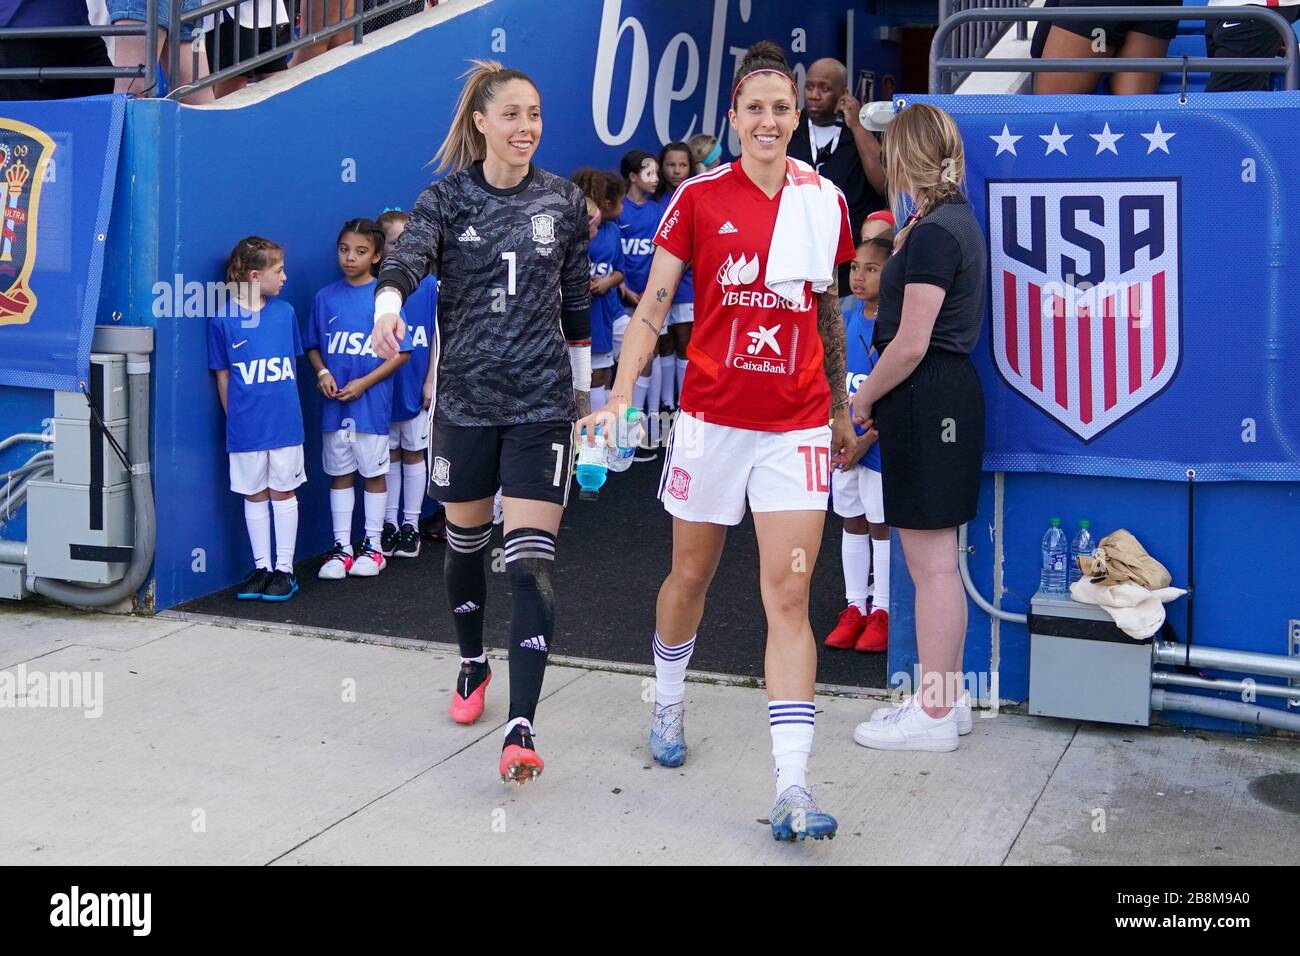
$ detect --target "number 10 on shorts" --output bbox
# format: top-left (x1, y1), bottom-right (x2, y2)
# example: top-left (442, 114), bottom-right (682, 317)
top-left (798, 445), bottom-right (830, 493)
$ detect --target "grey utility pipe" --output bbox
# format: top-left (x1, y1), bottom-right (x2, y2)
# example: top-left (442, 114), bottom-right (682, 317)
top-left (0, 433), bottom-right (51, 454)
top-left (958, 522), bottom-right (1028, 624)
top-left (1154, 640), bottom-right (1300, 680)
top-left (30, 345), bottom-right (156, 609)
top-left (1151, 689), bottom-right (1300, 732)
top-left (1153, 670), bottom-right (1299, 703)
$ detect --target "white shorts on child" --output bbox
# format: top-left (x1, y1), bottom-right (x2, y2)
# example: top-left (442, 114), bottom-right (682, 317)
top-left (667, 302), bottom-right (694, 326)
top-left (831, 463), bottom-right (885, 524)
top-left (658, 412), bottom-right (831, 526)
top-left (229, 445), bottom-right (305, 496)
top-left (592, 350), bottom-right (614, 370)
top-left (389, 412), bottom-right (431, 452)
top-left (611, 313), bottom-right (630, 361)
top-left (322, 430), bottom-right (390, 478)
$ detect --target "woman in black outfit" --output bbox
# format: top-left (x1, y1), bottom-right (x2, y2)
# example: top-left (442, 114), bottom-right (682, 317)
top-left (850, 103), bottom-right (988, 753)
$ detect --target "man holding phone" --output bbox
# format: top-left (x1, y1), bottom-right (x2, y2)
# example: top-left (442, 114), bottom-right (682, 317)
top-left (789, 58), bottom-right (889, 292)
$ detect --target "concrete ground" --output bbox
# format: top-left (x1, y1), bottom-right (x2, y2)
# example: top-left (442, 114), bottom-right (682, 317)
top-left (2, 604), bottom-right (1298, 866)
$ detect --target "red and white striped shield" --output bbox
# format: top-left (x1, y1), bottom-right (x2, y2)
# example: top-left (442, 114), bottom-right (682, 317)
top-left (988, 179), bottom-right (1181, 441)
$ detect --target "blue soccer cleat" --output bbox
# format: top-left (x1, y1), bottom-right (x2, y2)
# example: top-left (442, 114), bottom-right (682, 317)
top-left (769, 785), bottom-right (838, 842)
top-left (649, 701), bottom-right (687, 768)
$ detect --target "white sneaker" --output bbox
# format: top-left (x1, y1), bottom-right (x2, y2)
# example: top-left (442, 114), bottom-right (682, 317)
top-left (869, 690), bottom-right (973, 735)
top-left (854, 695), bottom-right (960, 752)
top-left (317, 544), bottom-right (354, 580)
top-left (348, 543), bottom-right (386, 577)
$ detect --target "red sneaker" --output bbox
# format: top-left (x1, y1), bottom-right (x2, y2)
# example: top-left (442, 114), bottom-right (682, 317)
top-left (855, 609), bottom-right (889, 652)
top-left (449, 664), bottom-right (491, 725)
top-left (499, 744), bottom-right (544, 784)
top-left (824, 604), bottom-right (868, 649)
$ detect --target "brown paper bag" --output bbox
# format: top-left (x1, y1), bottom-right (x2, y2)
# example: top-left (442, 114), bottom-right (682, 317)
top-left (1075, 528), bottom-right (1172, 590)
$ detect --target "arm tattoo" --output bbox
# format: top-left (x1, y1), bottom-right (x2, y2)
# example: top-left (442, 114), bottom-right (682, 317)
top-left (639, 315), bottom-right (661, 335)
top-left (817, 290), bottom-right (849, 415)
top-left (574, 389), bottom-right (591, 419)
top-left (654, 287), bottom-right (668, 303)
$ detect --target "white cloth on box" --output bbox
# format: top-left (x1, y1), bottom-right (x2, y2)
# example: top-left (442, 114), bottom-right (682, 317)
top-left (765, 157), bottom-right (848, 305)
top-left (1069, 578), bottom-right (1187, 640)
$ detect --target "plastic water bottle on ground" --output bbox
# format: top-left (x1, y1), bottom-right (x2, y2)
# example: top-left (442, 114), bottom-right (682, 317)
top-left (1069, 519), bottom-right (1095, 585)
top-left (1040, 518), bottom-right (1068, 595)
top-left (575, 426), bottom-right (608, 500)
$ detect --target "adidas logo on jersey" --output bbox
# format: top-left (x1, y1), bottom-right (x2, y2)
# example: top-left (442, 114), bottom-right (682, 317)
top-left (717, 220), bottom-right (739, 235)
top-left (458, 226), bottom-right (483, 244)
top-left (519, 635), bottom-right (548, 652)
top-left (453, 601), bottom-right (479, 614)
top-left (232, 356), bottom-right (296, 385)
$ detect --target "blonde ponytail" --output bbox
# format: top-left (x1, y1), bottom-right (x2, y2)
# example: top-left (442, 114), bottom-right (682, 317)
top-left (432, 59), bottom-right (538, 174)
top-left (883, 103), bottom-right (966, 246)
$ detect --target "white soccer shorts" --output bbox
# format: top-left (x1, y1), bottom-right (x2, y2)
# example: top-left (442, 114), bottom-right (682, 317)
top-left (322, 430), bottom-right (391, 478)
top-left (831, 463), bottom-right (885, 523)
top-left (658, 412), bottom-right (832, 525)
top-left (389, 411), bottom-right (431, 451)
top-left (228, 444), bottom-right (306, 496)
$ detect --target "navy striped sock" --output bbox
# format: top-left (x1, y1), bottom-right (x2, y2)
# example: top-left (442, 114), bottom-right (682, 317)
top-left (652, 632), bottom-right (696, 706)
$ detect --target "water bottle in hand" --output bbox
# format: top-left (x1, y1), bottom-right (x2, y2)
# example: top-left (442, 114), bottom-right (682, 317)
top-left (1040, 518), bottom-right (1068, 595)
top-left (606, 407), bottom-right (644, 475)
top-left (1069, 519), bottom-right (1095, 585)
top-left (576, 425), bottom-right (609, 500)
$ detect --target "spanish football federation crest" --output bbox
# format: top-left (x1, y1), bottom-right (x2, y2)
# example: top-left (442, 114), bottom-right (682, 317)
top-left (0, 119), bottom-right (55, 327)
top-left (987, 179), bottom-right (1181, 441)
top-left (530, 213), bottom-right (555, 245)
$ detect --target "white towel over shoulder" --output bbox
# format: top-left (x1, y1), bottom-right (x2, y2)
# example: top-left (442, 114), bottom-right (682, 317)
top-left (765, 158), bottom-right (848, 305)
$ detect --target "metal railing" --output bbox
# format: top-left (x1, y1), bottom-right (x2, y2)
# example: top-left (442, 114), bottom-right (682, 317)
top-left (930, 5), bottom-right (1300, 93)
top-left (169, 0), bottom-right (429, 99)
top-left (938, 0), bottom-right (1031, 91)
top-left (0, 0), bottom-right (431, 99)
top-left (0, 12), bottom-right (160, 88)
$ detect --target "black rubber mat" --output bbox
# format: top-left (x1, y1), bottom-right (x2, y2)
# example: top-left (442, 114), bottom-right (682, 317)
top-left (177, 453), bottom-right (889, 689)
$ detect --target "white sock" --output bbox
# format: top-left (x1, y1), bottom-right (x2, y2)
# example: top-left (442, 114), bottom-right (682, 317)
top-left (675, 356), bottom-right (687, 400)
top-left (656, 354), bottom-right (675, 409)
top-left (244, 499), bottom-right (272, 571)
top-left (401, 461), bottom-right (425, 527)
top-left (648, 358), bottom-right (663, 413)
top-left (871, 536), bottom-right (891, 613)
top-left (633, 374), bottom-right (650, 415)
top-left (462, 652), bottom-right (487, 665)
top-left (330, 486), bottom-right (355, 553)
top-left (363, 490), bottom-right (386, 550)
top-left (504, 716), bottom-right (533, 739)
top-left (591, 385), bottom-right (609, 413)
top-left (652, 631), bottom-right (695, 707)
top-left (384, 459), bottom-right (400, 526)
top-left (769, 700), bottom-right (815, 798)
top-left (270, 497), bottom-right (298, 573)
top-left (842, 530), bottom-right (872, 613)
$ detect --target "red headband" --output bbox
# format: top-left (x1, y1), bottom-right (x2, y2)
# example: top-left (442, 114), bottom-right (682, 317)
top-left (731, 68), bottom-right (798, 107)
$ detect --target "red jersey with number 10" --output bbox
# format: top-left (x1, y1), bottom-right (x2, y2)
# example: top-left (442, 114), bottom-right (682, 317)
top-left (654, 160), bottom-right (855, 432)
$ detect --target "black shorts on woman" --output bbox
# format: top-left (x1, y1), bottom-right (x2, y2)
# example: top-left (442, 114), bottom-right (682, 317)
top-left (872, 194), bottom-right (988, 531)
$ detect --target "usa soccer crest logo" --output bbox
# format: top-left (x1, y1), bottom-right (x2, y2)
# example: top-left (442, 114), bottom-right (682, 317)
top-left (987, 179), bottom-right (1181, 441)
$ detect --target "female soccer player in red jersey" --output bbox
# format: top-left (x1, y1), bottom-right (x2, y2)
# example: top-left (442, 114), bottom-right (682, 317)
top-left (579, 41), bottom-right (856, 842)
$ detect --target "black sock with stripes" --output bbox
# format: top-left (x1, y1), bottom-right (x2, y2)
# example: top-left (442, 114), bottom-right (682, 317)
top-left (504, 527), bottom-right (556, 725)
top-left (444, 520), bottom-right (493, 660)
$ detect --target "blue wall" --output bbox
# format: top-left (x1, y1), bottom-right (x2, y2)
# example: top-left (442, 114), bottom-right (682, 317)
top-left (1, 0), bottom-right (1296, 736)
top-left (0, 0), bottom-right (903, 599)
